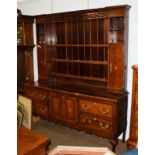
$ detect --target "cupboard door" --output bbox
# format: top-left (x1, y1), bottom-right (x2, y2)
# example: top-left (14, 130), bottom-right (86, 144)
top-left (24, 23), bottom-right (33, 45)
top-left (64, 96), bottom-right (78, 123)
top-left (109, 44), bottom-right (124, 91)
top-left (50, 93), bottom-right (62, 120)
top-left (37, 45), bottom-right (47, 81)
top-left (17, 23), bottom-right (33, 45)
top-left (17, 49), bottom-right (34, 83)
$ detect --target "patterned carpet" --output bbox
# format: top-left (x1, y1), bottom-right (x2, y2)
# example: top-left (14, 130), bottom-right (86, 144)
top-left (32, 120), bottom-right (127, 155)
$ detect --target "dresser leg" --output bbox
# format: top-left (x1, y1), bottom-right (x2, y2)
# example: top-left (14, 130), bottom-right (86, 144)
top-left (109, 139), bottom-right (118, 152)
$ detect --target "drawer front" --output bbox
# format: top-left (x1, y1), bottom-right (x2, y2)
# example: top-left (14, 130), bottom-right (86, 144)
top-left (34, 104), bottom-right (49, 117)
top-left (79, 115), bottom-right (113, 136)
top-left (79, 99), bottom-right (112, 118)
top-left (64, 96), bottom-right (78, 123)
top-left (36, 89), bottom-right (49, 105)
top-left (49, 92), bottom-right (62, 120)
top-left (24, 88), bottom-right (36, 99)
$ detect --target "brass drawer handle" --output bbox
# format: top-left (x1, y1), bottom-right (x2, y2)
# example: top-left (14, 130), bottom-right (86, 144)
top-left (93, 117), bottom-right (97, 121)
top-left (99, 123), bottom-right (109, 129)
top-left (40, 107), bottom-right (47, 112)
top-left (40, 95), bottom-right (46, 100)
top-left (25, 77), bottom-right (29, 80)
top-left (100, 107), bottom-right (109, 114)
top-left (82, 104), bottom-right (90, 110)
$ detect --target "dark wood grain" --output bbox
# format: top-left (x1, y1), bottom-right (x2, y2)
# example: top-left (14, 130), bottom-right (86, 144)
top-left (17, 127), bottom-right (50, 155)
top-left (17, 5), bottom-right (131, 152)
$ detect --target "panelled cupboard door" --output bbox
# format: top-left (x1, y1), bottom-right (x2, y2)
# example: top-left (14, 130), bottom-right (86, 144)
top-left (64, 96), bottom-right (78, 123)
top-left (17, 22), bottom-right (33, 45)
top-left (50, 93), bottom-right (62, 120)
top-left (25, 51), bottom-right (34, 82)
top-left (109, 44), bottom-right (124, 91)
top-left (17, 49), bottom-right (34, 83)
top-left (24, 23), bottom-right (33, 45)
top-left (37, 45), bottom-right (48, 81)
top-left (49, 92), bottom-right (78, 123)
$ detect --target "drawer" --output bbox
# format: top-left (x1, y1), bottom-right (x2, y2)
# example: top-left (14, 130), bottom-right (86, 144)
top-left (34, 104), bottom-right (49, 117)
top-left (79, 115), bottom-right (113, 136)
top-left (35, 89), bottom-right (49, 105)
top-left (79, 99), bottom-right (112, 118)
top-left (25, 88), bottom-right (36, 99)
top-left (37, 90), bottom-right (49, 101)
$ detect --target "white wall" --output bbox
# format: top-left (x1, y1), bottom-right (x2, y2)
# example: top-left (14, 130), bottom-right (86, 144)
top-left (17, 0), bottom-right (138, 140)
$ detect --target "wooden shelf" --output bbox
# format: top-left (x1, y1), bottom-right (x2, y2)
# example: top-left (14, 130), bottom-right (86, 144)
top-left (35, 6), bottom-right (129, 92)
top-left (47, 59), bottom-right (108, 65)
top-left (51, 72), bottom-right (108, 82)
top-left (46, 44), bottom-right (108, 47)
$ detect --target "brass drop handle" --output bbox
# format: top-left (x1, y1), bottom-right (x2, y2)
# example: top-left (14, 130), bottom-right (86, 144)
top-left (100, 107), bottom-right (109, 114)
top-left (82, 104), bottom-right (90, 110)
top-left (25, 76), bottom-right (29, 80)
top-left (40, 95), bottom-right (46, 100)
top-left (93, 117), bottom-right (97, 121)
top-left (40, 107), bottom-right (46, 112)
top-left (99, 123), bottom-right (109, 129)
